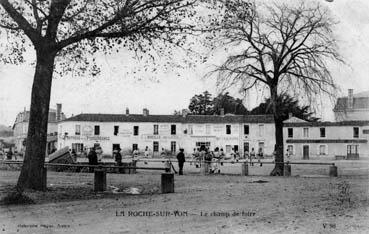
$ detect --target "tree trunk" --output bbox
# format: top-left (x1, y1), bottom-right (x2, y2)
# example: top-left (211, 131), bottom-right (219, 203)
top-left (269, 84), bottom-right (284, 176)
top-left (17, 48), bottom-right (56, 191)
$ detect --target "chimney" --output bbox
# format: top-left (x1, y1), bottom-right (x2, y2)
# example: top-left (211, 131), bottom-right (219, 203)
top-left (288, 112), bottom-right (293, 119)
top-left (182, 109), bottom-right (188, 118)
top-left (125, 107), bottom-right (129, 115)
top-left (143, 108), bottom-right (149, 116)
top-left (56, 103), bottom-right (62, 121)
top-left (348, 89), bottom-right (354, 109)
top-left (220, 108), bottom-right (225, 116)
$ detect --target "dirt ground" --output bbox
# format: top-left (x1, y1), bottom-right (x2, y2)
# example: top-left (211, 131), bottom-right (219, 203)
top-left (0, 161), bottom-right (369, 234)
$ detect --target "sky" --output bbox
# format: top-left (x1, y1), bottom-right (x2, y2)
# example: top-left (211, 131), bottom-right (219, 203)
top-left (0, 0), bottom-right (369, 127)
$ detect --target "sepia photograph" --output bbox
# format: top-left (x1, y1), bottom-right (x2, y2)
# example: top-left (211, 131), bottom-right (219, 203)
top-left (0, 0), bottom-right (368, 233)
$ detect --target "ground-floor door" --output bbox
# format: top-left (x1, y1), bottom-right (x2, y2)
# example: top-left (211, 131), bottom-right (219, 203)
top-left (303, 145), bottom-right (309, 160)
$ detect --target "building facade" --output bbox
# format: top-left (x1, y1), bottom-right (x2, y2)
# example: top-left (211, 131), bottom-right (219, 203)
top-left (13, 104), bottom-right (66, 154)
top-left (57, 110), bottom-right (275, 157)
top-left (333, 89), bottom-right (369, 121)
top-left (284, 118), bottom-right (369, 159)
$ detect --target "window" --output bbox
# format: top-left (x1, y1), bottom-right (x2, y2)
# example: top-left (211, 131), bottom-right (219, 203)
top-left (353, 127), bottom-right (359, 138)
top-left (75, 125), bottom-right (81, 135)
top-left (244, 125), bottom-right (249, 135)
top-left (133, 126), bottom-right (139, 136)
top-left (171, 125), bottom-right (176, 135)
top-left (205, 125), bottom-right (211, 135)
top-left (94, 125), bottom-right (100, 135)
top-left (132, 144), bottom-right (138, 151)
top-left (320, 128), bottom-right (326, 138)
top-left (319, 145), bottom-right (327, 155)
top-left (303, 128), bottom-right (309, 138)
top-left (347, 145), bottom-right (358, 154)
top-left (226, 125), bottom-right (231, 135)
top-left (114, 126), bottom-right (119, 136)
top-left (288, 128), bottom-right (293, 138)
top-left (72, 143), bottom-right (83, 152)
top-left (153, 125), bottom-right (159, 135)
top-left (171, 141), bottom-right (176, 154)
top-left (153, 141), bottom-right (159, 152)
top-left (196, 142), bottom-right (211, 149)
top-left (259, 124), bottom-right (264, 137)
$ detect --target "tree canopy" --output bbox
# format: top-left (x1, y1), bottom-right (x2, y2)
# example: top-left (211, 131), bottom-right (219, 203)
top-left (250, 94), bottom-right (319, 122)
top-left (188, 91), bottom-right (248, 115)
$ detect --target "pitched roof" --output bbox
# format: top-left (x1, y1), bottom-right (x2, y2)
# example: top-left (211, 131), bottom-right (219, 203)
top-left (333, 96), bottom-right (369, 111)
top-left (284, 120), bottom-right (369, 127)
top-left (62, 113), bottom-right (275, 124)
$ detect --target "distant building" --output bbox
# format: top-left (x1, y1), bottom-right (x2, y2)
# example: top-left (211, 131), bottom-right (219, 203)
top-left (57, 108), bottom-right (275, 157)
top-left (13, 104), bottom-right (66, 154)
top-left (284, 117), bottom-right (369, 160)
top-left (333, 89), bottom-right (369, 121)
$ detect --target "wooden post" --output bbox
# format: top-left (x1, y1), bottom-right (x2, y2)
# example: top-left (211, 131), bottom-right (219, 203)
top-left (329, 165), bottom-right (338, 177)
top-left (241, 162), bottom-right (248, 176)
top-left (161, 173), bottom-right (174, 193)
top-left (284, 164), bottom-right (291, 176)
top-left (94, 169), bottom-right (107, 192)
top-left (201, 161), bottom-right (210, 175)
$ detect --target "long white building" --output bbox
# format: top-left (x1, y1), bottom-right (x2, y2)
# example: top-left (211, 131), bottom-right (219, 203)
top-left (57, 109), bottom-right (275, 157)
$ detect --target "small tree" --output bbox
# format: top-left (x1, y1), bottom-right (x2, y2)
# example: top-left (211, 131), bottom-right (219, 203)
top-left (0, 0), bottom-right (202, 191)
top-left (210, 1), bottom-right (343, 175)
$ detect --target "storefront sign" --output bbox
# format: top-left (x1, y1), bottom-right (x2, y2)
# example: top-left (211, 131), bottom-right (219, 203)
top-left (64, 135), bottom-right (110, 141)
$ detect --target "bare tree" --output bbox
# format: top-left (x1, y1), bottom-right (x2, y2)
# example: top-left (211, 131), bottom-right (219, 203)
top-left (0, 0), bottom-right (203, 191)
top-left (210, 0), bottom-right (343, 175)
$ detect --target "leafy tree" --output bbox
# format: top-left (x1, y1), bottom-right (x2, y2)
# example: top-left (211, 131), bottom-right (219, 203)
top-left (213, 92), bottom-right (248, 115)
top-left (209, 1), bottom-right (343, 175)
top-left (188, 90), bottom-right (214, 115)
top-left (0, 0), bottom-right (203, 191)
top-left (250, 94), bottom-right (319, 122)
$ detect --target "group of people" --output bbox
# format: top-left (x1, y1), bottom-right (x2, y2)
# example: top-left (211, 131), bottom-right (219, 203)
top-left (191, 147), bottom-right (224, 173)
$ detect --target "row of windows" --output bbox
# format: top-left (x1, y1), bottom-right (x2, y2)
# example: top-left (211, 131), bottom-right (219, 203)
top-left (287, 127), bottom-right (360, 138)
top-left (75, 124), bottom-right (177, 136)
top-left (73, 124), bottom-right (264, 136)
top-left (286, 144), bottom-right (359, 156)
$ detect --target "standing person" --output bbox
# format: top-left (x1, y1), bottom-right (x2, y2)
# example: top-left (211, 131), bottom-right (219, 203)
top-left (231, 148), bottom-right (236, 161)
top-left (6, 149), bottom-right (13, 160)
top-left (95, 146), bottom-right (103, 163)
top-left (114, 148), bottom-right (123, 173)
top-left (70, 149), bottom-right (77, 163)
top-left (144, 146), bottom-right (150, 158)
top-left (204, 148), bottom-right (212, 173)
top-left (250, 148), bottom-right (256, 166)
top-left (176, 148), bottom-right (186, 175)
top-left (160, 147), bottom-right (166, 157)
top-left (87, 147), bottom-right (98, 173)
top-left (244, 149), bottom-right (249, 160)
top-left (212, 147), bottom-right (220, 173)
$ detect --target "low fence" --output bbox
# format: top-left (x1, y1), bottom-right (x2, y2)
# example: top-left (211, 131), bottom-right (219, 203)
top-left (0, 159), bottom-right (339, 177)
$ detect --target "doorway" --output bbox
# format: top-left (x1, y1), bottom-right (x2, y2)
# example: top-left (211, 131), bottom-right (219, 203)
top-left (303, 145), bottom-right (309, 160)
